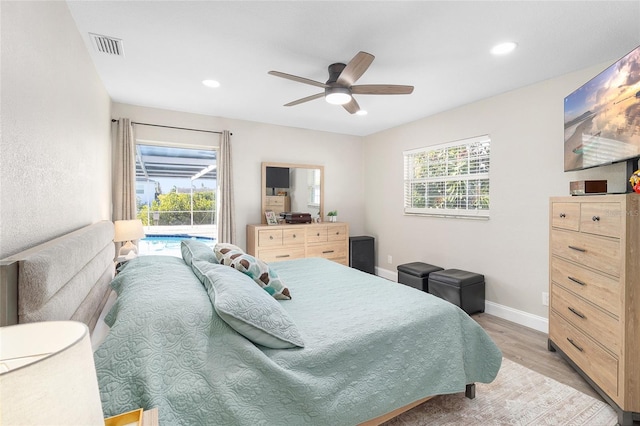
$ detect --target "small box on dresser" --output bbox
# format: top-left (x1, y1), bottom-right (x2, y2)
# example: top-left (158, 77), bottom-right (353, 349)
top-left (548, 194), bottom-right (640, 426)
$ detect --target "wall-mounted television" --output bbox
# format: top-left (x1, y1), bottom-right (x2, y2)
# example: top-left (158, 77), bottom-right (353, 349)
top-left (265, 166), bottom-right (290, 190)
top-left (564, 44), bottom-right (640, 172)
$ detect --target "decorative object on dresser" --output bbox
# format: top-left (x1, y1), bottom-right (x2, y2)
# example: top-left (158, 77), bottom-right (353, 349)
top-left (114, 219), bottom-right (145, 258)
top-left (0, 321), bottom-right (104, 425)
top-left (548, 194), bottom-right (640, 426)
top-left (264, 210), bottom-right (279, 226)
top-left (327, 210), bottom-right (338, 222)
top-left (247, 222), bottom-right (349, 265)
top-left (569, 180), bottom-right (607, 195)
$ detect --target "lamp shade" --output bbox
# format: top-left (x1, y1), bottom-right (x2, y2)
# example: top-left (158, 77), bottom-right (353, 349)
top-left (0, 321), bottom-right (104, 425)
top-left (114, 219), bottom-right (145, 243)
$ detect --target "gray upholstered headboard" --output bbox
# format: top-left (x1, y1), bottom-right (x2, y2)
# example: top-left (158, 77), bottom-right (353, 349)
top-left (0, 221), bottom-right (115, 333)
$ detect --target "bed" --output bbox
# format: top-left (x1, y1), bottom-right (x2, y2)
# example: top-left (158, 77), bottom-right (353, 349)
top-left (0, 221), bottom-right (502, 425)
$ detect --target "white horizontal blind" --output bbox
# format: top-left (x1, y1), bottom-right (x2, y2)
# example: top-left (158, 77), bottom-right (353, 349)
top-left (403, 135), bottom-right (490, 218)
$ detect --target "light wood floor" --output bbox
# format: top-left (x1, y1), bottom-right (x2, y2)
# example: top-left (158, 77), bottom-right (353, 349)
top-left (473, 312), bottom-right (602, 401)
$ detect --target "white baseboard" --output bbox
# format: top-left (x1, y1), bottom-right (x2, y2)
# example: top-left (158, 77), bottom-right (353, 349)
top-left (375, 266), bottom-right (549, 334)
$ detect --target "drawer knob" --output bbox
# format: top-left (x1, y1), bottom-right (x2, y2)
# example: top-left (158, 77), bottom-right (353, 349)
top-left (566, 337), bottom-right (584, 352)
top-left (592, 215), bottom-right (600, 222)
top-left (322, 250), bottom-right (335, 254)
top-left (559, 213), bottom-right (566, 218)
top-left (292, 234), bottom-right (297, 238)
top-left (568, 245), bottom-right (586, 253)
top-left (567, 276), bottom-right (586, 286)
top-left (317, 233), bottom-right (320, 236)
top-left (568, 306), bottom-right (586, 319)
top-left (275, 254), bottom-right (290, 258)
top-left (269, 236), bottom-right (273, 240)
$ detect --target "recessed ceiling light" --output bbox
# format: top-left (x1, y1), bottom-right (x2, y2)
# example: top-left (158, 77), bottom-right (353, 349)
top-left (490, 41), bottom-right (518, 56)
top-left (202, 79), bottom-right (220, 88)
top-left (356, 110), bottom-right (368, 116)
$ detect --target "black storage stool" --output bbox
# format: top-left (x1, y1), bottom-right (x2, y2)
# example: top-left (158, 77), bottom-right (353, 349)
top-left (397, 262), bottom-right (443, 292)
top-left (428, 269), bottom-right (485, 315)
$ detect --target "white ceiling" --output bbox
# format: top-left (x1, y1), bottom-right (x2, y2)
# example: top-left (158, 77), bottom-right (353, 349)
top-left (66, 1), bottom-right (640, 137)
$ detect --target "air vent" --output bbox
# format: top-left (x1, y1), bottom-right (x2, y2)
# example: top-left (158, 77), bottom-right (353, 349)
top-left (89, 33), bottom-right (124, 56)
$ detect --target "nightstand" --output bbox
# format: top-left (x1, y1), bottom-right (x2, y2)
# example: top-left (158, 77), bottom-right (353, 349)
top-left (104, 407), bottom-right (158, 426)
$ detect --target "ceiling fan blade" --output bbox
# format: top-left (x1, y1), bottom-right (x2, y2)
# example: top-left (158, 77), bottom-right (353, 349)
top-left (284, 92), bottom-right (325, 107)
top-left (268, 71), bottom-right (327, 89)
top-left (351, 84), bottom-right (414, 95)
top-left (336, 51), bottom-right (374, 86)
top-left (342, 97), bottom-right (360, 114)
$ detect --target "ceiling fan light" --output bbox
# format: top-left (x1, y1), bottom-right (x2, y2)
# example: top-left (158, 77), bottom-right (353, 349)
top-left (325, 87), bottom-right (351, 105)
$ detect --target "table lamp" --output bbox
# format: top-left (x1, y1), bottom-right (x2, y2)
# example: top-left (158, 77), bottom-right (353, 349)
top-left (0, 321), bottom-right (105, 425)
top-left (114, 219), bottom-right (145, 258)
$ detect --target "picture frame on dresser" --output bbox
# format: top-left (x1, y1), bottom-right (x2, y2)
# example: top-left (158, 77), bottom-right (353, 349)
top-left (265, 210), bottom-right (279, 226)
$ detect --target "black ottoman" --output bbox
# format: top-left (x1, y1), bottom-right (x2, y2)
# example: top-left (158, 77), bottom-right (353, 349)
top-left (428, 269), bottom-right (485, 315)
top-left (397, 262), bottom-right (444, 292)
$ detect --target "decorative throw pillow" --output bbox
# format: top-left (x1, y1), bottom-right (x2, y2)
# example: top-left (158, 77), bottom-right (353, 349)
top-left (181, 239), bottom-right (217, 267)
top-left (200, 265), bottom-right (304, 349)
top-left (214, 243), bottom-right (245, 265)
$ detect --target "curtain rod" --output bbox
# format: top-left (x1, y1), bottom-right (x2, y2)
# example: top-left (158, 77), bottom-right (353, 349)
top-left (111, 119), bottom-right (231, 135)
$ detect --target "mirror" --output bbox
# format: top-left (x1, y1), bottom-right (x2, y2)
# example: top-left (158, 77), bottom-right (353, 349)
top-left (261, 162), bottom-right (324, 224)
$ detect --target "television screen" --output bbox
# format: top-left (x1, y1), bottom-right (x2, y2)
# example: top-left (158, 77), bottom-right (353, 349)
top-left (266, 166), bottom-right (290, 188)
top-left (564, 45), bottom-right (640, 171)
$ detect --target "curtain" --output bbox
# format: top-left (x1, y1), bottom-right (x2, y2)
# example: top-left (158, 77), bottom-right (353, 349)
top-left (112, 118), bottom-right (136, 221)
top-left (217, 130), bottom-right (235, 244)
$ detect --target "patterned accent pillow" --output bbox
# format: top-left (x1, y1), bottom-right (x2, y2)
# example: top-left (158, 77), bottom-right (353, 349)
top-left (200, 263), bottom-right (304, 349)
top-left (214, 243), bottom-right (245, 265)
top-left (181, 239), bottom-right (217, 267)
top-left (214, 244), bottom-right (291, 300)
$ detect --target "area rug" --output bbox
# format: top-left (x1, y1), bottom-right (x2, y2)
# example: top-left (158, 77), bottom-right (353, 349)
top-left (384, 358), bottom-right (617, 425)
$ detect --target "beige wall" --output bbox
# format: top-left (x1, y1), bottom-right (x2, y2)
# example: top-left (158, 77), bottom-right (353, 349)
top-left (112, 103), bottom-right (366, 249)
top-left (363, 62), bottom-right (627, 326)
top-left (0, 1), bottom-right (112, 258)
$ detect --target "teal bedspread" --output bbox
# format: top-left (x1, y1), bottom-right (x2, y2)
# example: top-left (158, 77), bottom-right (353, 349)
top-left (94, 256), bottom-right (501, 425)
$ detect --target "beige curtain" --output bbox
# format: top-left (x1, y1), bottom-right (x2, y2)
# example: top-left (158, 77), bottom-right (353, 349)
top-left (217, 130), bottom-right (235, 244)
top-left (112, 118), bottom-right (136, 221)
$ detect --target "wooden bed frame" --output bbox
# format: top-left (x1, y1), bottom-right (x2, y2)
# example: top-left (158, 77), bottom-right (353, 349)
top-left (0, 221), bottom-right (475, 424)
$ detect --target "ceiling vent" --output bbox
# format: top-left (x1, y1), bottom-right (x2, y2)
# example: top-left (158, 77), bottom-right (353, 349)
top-left (89, 33), bottom-right (124, 56)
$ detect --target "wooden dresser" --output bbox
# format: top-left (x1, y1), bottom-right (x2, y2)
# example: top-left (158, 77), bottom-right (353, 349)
top-left (247, 222), bottom-right (349, 265)
top-left (264, 195), bottom-right (290, 216)
top-left (548, 194), bottom-right (640, 424)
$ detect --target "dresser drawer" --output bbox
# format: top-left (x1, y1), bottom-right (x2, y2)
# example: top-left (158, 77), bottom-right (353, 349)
top-left (327, 225), bottom-right (348, 241)
top-left (307, 227), bottom-right (328, 243)
top-left (580, 203), bottom-right (622, 238)
top-left (551, 284), bottom-right (620, 354)
top-left (307, 242), bottom-right (347, 262)
top-left (258, 229), bottom-right (283, 247)
top-left (552, 202), bottom-right (580, 231)
top-left (283, 229), bottom-right (304, 245)
top-left (550, 256), bottom-right (620, 317)
top-left (550, 311), bottom-right (619, 399)
top-left (550, 230), bottom-right (621, 277)
top-left (266, 196), bottom-right (285, 207)
top-left (257, 247), bottom-right (305, 263)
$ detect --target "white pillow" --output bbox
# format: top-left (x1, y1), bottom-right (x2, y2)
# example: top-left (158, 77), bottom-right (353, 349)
top-left (197, 260), bottom-right (304, 349)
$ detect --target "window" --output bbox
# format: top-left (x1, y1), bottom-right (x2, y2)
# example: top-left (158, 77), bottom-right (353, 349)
top-left (135, 143), bottom-right (217, 238)
top-left (403, 135), bottom-right (490, 218)
top-left (307, 169), bottom-right (321, 207)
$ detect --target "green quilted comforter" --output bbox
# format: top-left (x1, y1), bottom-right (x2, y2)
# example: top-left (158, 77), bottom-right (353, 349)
top-left (94, 256), bottom-right (501, 425)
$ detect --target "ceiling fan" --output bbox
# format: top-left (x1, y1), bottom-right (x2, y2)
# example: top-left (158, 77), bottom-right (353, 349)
top-left (268, 51), bottom-right (414, 114)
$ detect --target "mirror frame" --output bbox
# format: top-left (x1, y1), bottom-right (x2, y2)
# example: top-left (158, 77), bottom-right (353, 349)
top-left (261, 162), bottom-right (324, 224)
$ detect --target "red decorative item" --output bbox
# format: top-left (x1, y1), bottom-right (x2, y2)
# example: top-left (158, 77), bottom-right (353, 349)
top-left (634, 182), bottom-right (640, 194)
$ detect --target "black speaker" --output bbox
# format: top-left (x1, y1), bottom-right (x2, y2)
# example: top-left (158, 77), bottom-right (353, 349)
top-left (349, 236), bottom-right (375, 274)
